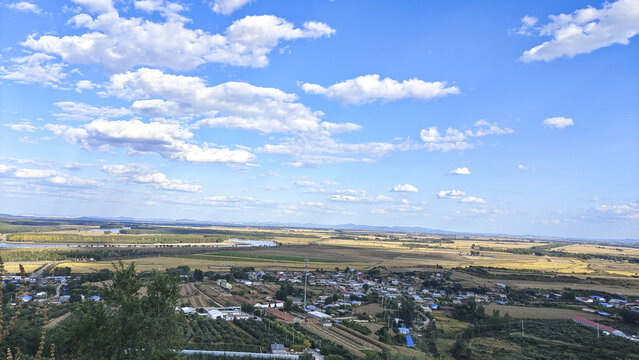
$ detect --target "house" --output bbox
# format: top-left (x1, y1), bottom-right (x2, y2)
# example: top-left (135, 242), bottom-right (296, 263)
top-left (398, 327), bottom-right (410, 335)
top-left (181, 307), bottom-right (196, 315)
top-left (572, 316), bottom-right (624, 336)
top-left (217, 279), bottom-right (232, 290)
top-left (270, 344), bottom-right (286, 355)
top-left (307, 311), bottom-right (331, 320)
top-left (207, 309), bottom-right (224, 319)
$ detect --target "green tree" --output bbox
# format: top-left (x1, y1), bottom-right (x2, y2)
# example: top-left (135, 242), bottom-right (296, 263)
top-left (192, 269), bottom-right (204, 282)
top-left (398, 298), bottom-right (417, 326)
top-left (61, 262), bottom-right (185, 359)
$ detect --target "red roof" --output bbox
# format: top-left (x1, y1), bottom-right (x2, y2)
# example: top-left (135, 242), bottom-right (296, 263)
top-left (572, 316), bottom-right (618, 333)
top-left (265, 307), bottom-right (294, 323)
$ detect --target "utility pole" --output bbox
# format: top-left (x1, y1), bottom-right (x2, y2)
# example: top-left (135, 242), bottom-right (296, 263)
top-left (597, 325), bottom-right (600, 338)
top-left (303, 257), bottom-right (309, 311)
top-left (521, 320), bottom-right (524, 338)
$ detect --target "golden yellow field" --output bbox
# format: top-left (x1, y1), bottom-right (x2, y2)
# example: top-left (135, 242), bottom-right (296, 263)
top-left (554, 243), bottom-right (639, 258)
top-left (3, 226), bottom-right (639, 278)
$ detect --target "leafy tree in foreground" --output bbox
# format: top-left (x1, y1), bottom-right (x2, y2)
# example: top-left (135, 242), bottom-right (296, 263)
top-left (61, 262), bottom-right (185, 359)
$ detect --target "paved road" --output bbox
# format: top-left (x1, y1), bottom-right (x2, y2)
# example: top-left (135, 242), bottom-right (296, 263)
top-left (31, 262), bottom-right (62, 279)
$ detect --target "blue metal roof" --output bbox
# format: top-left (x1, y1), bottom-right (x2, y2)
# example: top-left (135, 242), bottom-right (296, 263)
top-left (406, 335), bottom-right (415, 347)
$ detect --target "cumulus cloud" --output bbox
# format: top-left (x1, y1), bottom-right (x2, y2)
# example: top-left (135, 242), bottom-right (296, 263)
top-left (542, 116), bottom-right (574, 129)
top-left (0, 164), bottom-right (99, 187)
top-left (301, 74), bottom-right (459, 105)
top-left (520, 0), bottom-right (639, 62)
top-left (418, 120), bottom-right (513, 152)
top-left (75, 80), bottom-right (99, 92)
top-left (449, 167), bottom-right (470, 175)
top-left (23, 9), bottom-right (334, 71)
top-left (103, 68), bottom-right (357, 135)
top-left (5, 123), bottom-right (37, 132)
top-left (597, 202), bottom-right (639, 220)
top-left (71, 0), bottom-right (115, 13)
top-left (515, 15), bottom-right (538, 35)
top-left (45, 119), bottom-right (255, 164)
top-left (211, 0), bottom-right (252, 15)
top-left (437, 189), bottom-right (466, 199)
top-left (6, 1), bottom-right (42, 14)
top-left (103, 163), bottom-right (201, 192)
top-left (52, 101), bottom-right (131, 121)
top-left (0, 53), bottom-right (67, 88)
top-left (392, 184), bottom-right (419, 192)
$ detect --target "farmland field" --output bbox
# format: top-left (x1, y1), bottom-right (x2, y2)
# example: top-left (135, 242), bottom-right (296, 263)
top-left (482, 304), bottom-right (601, 320)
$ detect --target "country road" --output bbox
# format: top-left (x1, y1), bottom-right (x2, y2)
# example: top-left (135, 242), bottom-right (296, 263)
top-left (31, 262), bottom-right (62, 279)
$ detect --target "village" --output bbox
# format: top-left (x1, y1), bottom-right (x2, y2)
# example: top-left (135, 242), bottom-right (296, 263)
top-left (3, 261), bottom-right (639, 359)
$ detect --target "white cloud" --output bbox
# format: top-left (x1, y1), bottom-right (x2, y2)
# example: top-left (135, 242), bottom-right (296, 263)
top-left (133, 0), bottom-right (187, 21)
top-left (75, 80), bottom-right (99, 92)
top-left (300, 201), bottom-right (324, 208)
top-left (23, 10), bottom-right (334, 71)
top-left (329, 194), bottom-right (361, 202)
top-left (6, 2), bottom-right (42, 14)
top-left (5, 123), bottom-right (37, 132)
top-left (392, 184), bottom-right (419, 193)
top-left (467, 120), bottom-right (514, 136)
top-left (542, 116), bottom-right (574, 129)
top-left (53, 101), bottom-right (131, 121)
top-left (437, 190), bottom-right (466, 199)
top-left (211, 0), bottom-right (252, 15)
top-left (204, 195), bottom-right (274, 208)
top-left (518, 164), bottom-right (529, 170)
top-left (104, 68), bottom-right (356, 135)
top-left (516, 15), bottom-right (538, 35)
top-left (45, 119), bottom-right (255, 164)
top-left (301, 74), bottom-right (459, 105)
top-left (327, 189), bottom-right (394, 204)
top-left (0, 164), bottom-right (99, 187)
top-left (520, 0), bottom-right (639, 62)
top-left (103, 163), bottom-right (201, 192)
top-left (0, 53), bottom-right (66, 88)
top-left (294, 180), bottom-right (317, 187)
top-left (370, 209), bottom-right (387, 215)
top-left (460, 196), bottom-right (486, 204)
top-left (449, 167), bottom-right (470, 175)
top-left (70, 0), bottom-right (115, 13)
top-left (261, 135), bottom-right (395, 167)
top-left (471, 208), bottom-right (487, 214)
top-left (597, 202), bottom-right (639, 220)
top-left (418, 120), bottom-right (513, 152)
top-left (375, 195), bottom-right (395, 202)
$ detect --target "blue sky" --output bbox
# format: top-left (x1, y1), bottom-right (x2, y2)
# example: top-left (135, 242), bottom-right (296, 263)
top-left (0, 0), bottom-right (638, 239)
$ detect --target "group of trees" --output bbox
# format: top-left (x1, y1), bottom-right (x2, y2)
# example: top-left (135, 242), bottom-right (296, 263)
top-left (52, 262), bottom-right (185, 359)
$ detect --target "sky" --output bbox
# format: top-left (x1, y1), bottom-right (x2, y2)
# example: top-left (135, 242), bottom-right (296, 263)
top-left (0, 0), bottom-right (638, 239)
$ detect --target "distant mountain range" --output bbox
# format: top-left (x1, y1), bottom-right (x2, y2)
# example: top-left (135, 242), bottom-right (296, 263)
top-left (1, 213), bottom-right (636, 243)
